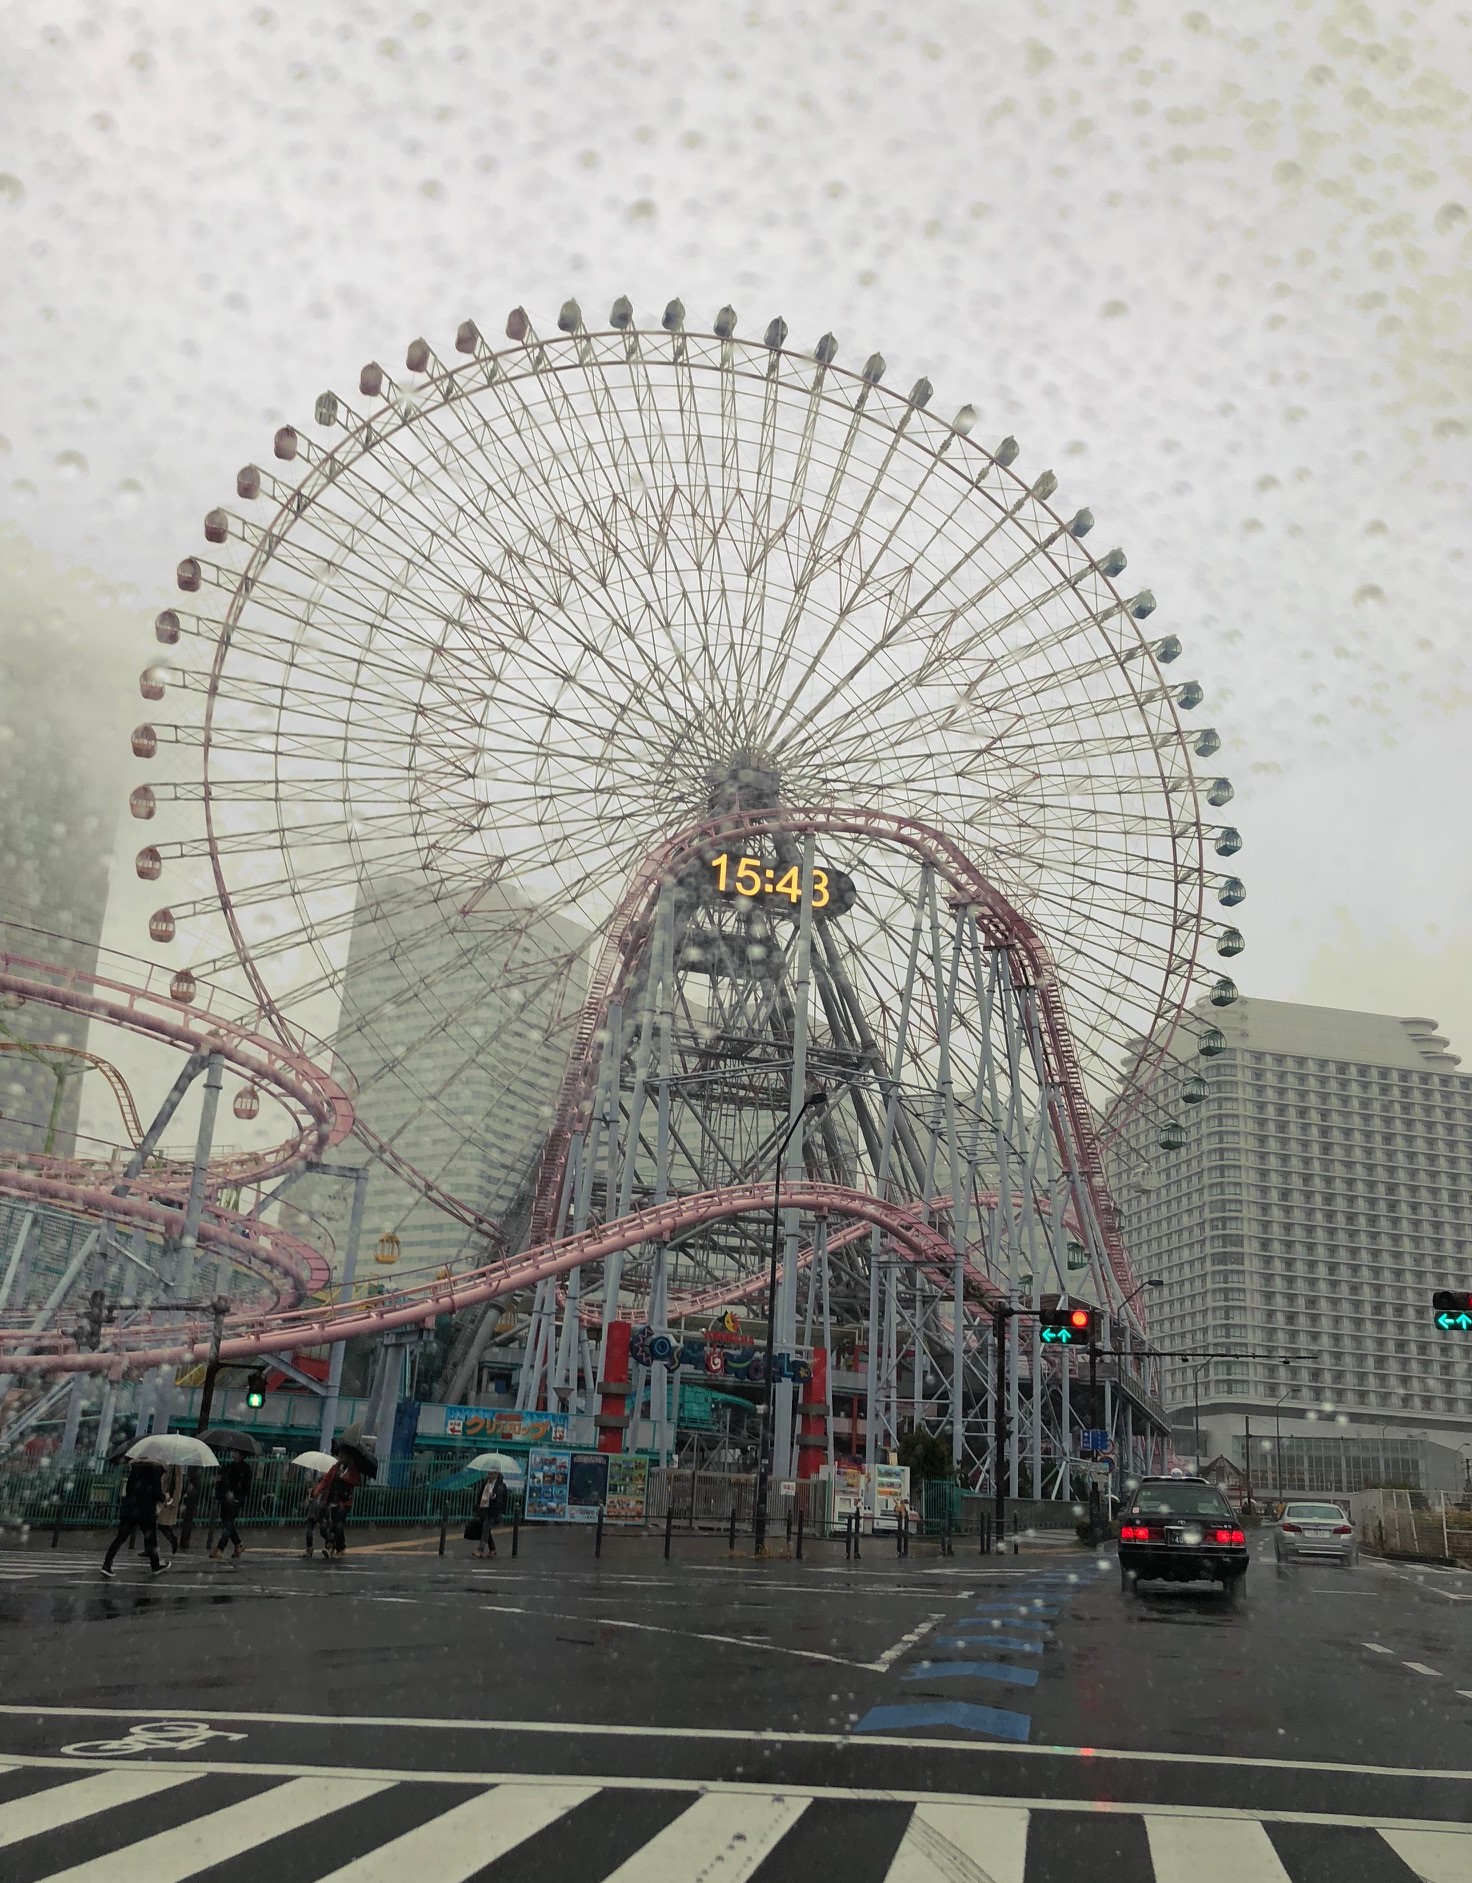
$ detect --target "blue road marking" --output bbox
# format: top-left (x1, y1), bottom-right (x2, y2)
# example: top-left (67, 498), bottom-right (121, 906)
top-left (931, 1634), bottom-right (1043, 1653)
top-left (904, 1659), bottom-right (1040, 1688)
top-left (952, 1617), bottom-right (1050, 1633)
top-left (854, 1701), bottom-right (1032, 1742)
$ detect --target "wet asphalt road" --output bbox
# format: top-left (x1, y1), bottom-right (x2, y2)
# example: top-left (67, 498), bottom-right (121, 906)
top-left (1, 1529), bottom-right (1469, 1828)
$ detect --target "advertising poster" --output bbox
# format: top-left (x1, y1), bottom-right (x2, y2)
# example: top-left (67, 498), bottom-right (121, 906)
top-left (445, 1406), bottom-right (569, 1445)
top-left (871, 1463), bottom-right (911, 1531)
top-left (566, 1451), bottom-right (610, 1521)
top-left (523, 1449), bottom-right (570, 1522)
top-left (605, 1453), bottom-right (650, 1524)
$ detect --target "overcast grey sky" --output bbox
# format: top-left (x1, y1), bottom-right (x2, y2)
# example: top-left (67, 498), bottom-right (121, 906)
top-left (3, 0), bottom-right (1470, 1068)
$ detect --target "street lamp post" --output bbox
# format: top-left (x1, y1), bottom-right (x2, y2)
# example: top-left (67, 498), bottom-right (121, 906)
top-left (753, 1088), bottom-right (827, 1557)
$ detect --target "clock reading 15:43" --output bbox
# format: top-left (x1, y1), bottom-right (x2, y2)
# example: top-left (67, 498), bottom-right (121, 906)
top-left (709, 853), bottom-right (832, 907)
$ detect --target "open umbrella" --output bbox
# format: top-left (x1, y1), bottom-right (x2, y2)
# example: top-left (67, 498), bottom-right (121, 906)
top-left (291, 1450), bottom-right (337, 1474)
top-left (127, 1434), bottom-right (219, 1469)
top-left (333, 1421), bottom-right (378, 1480)
top-left (466, 1452), bottom-right (525, 1480)
top-left (199, 1429), bottom-right (262, 1457)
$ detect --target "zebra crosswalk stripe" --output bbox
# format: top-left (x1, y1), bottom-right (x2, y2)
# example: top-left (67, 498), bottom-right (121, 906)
top-left (601, 1790), bottom-right (810, 1882)
top-left (35, 1774), bottom-right (391, 1883)
top-left (2, 1766), bottom-right (1470, 1882)
top-left (0, 1769), bottom-right (200, 1851)
top-left (315, 1782), bottom-right (597, 1883)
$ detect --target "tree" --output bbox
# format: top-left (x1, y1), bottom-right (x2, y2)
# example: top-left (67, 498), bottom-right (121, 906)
top-left (897, 1426), bottom-right (955, 1482)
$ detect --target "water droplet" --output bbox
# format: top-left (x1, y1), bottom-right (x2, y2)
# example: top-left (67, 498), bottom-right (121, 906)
top-left (0, 175), bottom-right (23, 205)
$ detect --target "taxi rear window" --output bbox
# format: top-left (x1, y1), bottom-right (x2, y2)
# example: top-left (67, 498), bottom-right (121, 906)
top-left (1128, 1484), bottom-right (1233, 1518)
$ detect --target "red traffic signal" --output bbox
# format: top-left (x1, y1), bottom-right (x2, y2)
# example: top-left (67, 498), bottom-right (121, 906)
top-left (1039, 1305), bottom-right (1096, 1345)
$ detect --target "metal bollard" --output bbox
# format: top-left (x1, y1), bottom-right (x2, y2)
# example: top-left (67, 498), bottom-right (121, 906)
top-left (896, 1510), bottom-right (904, 1558)
top-left (1011, 1512), bottom-right (1019, 1556)
top-left (786, 1506), bottom-right (793, 1545)
top-left (854, 1511), bottom-right (861, 1561)
top-left (728, 1503), bottom-right (738, 1552)
top-left (796, 1508), bottom-right (804, 1560)
top-left (844, 1511), bottom-right (852, 1561)
top-left (51, 1495), bottom-right (63, 1550)
top-left (512, 1509), bottom-right (520, 1558)
top-left (438, 1508), bottom-right (447, 1557)
top-left (595, 1505), bottom-right (605, 1559)
top-left (664, 1504), bottom-right (674, 1560)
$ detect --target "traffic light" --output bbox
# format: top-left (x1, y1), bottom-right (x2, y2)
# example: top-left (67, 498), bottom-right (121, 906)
top-left (1432, 1290), bottom-right (1472, 1333)
top-left (245, 1369), bottom-right (268, 1408)
top-left (1038, 1305), bottom-right (1096, 1345)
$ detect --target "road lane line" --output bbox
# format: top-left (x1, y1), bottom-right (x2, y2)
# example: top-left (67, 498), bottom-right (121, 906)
top-left (600, 1790), bottom-right (807, 1881)
top-left (1381, 1570), bottom-right (1472, 1603)
top-left (1363, 1642), bottom-right (1394, 1654)
top-left (0, 1768), bottom-right (201, 1850)
top-left (314, 1782), bottom-right (594, 1882)
top-left (1404, 1662), bottom-right (1442, 1677)
top-left (1378, 1824), bottom-right (1472, 1882)
top-left (884, 1800), bottom-right (1030, 1882)
top-left (478, 1600), bottom-right (872, 1669)
top-left (3, 1706), bottom-right (1471, 1780)
top-left (31, 1774), bottom-right (391, 1882)
top-left (1457, 1690), bottom-right (1472, 1700)
top-left (868, 1614), bottom-right (945, 1672)
top-left (1144, 1814), bottom-right (1292, 1882)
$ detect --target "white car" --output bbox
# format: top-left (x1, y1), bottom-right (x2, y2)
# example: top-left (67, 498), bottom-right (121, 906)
top-left (1273, 1501), bottom-right (1357, 1567)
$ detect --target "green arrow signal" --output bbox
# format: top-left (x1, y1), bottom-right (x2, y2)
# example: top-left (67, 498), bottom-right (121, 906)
top-left (1040, 1327), bottom-right (1074, 1344)
top-left (1435, 1311), bottom-right (1472, 1331)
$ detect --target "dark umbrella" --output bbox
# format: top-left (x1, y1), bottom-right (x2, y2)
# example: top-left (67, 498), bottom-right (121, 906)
top-left (199, 1429), bottom-right (262, 1456)
top-left (334, 1420), bottom-right (378, 1480)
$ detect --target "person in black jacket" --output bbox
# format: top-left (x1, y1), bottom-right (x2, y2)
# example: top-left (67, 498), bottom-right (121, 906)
top-left (209, 1456), bottom-right (253, 1562)
top-left (474, 1469), bottom-right (507, 1559)
top-left (101, 1461), bottom-right (170, 1578)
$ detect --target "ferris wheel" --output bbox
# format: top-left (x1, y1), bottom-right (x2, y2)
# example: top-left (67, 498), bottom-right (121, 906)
top-left (126, 297), bottom-right (1243, 1279)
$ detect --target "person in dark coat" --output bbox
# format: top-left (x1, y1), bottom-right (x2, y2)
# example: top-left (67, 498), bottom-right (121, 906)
top-left (101, 1461), bottom-right (170, 1578)
top-left (474, 1469), bottom-right (508, 1559)
top-left (209, 1455), bottom-right (253, 1562)
top-left (317, 1455), bottom-right (362, 1559)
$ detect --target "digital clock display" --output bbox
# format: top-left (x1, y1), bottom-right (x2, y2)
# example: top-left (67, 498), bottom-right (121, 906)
top-left (706, 853), bottom-right (854, 913)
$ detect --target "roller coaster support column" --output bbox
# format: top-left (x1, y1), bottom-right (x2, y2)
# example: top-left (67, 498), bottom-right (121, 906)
top-left (318, 1164), bottom-right (369, 1452)
top-left (176, 1052), bottom-right (225, 1300)
top-left (597, 1320), bottom-right (632, 1455)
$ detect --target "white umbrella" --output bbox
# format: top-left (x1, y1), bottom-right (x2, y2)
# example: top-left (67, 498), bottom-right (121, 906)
top-left (290, 1450), bottom-right (337, 1474)
top-left (127, 1434), bottom-right (219, 1468)
top-left (466, 1452), bottom-right (524, 1479)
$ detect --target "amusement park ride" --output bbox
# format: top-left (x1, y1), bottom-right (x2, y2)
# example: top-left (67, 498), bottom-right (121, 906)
top-left (0, 298), bottom-right (1245, 1499)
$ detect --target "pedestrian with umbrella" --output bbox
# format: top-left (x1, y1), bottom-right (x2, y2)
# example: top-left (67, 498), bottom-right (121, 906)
top-left (102, 1435), bottom-right (217, 1579)
top-left (467, 1453), bottom-right (522, 1560)
top-left (200, 1430), bottom-right (260, 1564)
top-left (320, 1422), bottom-right (376, 1561)
top-left (291, 1450), bottom-right (337, 1558)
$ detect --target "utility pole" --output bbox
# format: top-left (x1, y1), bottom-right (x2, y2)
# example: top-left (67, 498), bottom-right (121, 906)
top-left (1087, 1334), bottom-right (1102, 1544)
top-left (1243, 1413), bottom-right (1253, 1513)
top-left (179, 1294), bottom-right (230, 1553)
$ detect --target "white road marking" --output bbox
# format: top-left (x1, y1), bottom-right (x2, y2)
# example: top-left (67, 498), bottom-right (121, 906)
top-left (1363, 1642), bottom-right (1394, 1654)
top-left (885, 1800), bottom-right (1030, 1883)
top-left (1457, 1690), bottom-right (1472, 1700)
top-left (315, 1781), bottom-right (594, 1882)
top-left (1381, 1570), bottom-right (1472, 1603)
top-left (869, 1614), bottom-right (945, 1673)
top-left (1145, 1814), bottom-right (1293, 1883)
top-left (0, 1768), bottom-right (200, 1849)
top-left (1404, 1662), bottom-right (1442, 1677)
top-left (31, 1773), bottom-right (390, 1882)
top-left (1380, 1824), bottom-right (1472, 1882)
top-left (3, 1704), bottom-right (1471, 1781)
top-left (480, 1600), bottom-right (872, 1670)
top-left (601, 1790), bottom-right (807, 1881)
top-left (0, 1755), bottom-right (1464, 1840)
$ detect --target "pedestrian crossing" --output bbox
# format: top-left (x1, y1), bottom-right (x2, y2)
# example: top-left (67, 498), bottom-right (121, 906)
top-left (0, 1760), bottom-right (1465, 1882)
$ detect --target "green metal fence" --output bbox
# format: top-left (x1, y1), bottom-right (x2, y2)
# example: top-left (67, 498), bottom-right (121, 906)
top-left (0, 1457), bottom-right (513, 1534)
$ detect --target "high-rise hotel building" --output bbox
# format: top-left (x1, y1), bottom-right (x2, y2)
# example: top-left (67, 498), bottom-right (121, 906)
top-left (1109, 997), bottom-right (1472, 1486)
